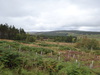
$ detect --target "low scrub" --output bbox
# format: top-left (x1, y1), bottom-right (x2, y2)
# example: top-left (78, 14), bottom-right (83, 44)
top-left (76, 38), bottom-right (100, 50)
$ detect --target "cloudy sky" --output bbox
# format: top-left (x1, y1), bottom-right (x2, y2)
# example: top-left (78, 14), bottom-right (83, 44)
top-left (0, 0), bottom-right (100, 32)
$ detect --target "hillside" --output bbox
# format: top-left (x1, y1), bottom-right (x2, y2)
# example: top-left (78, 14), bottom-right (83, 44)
top-left (29, 30), bottom-right (100, 36)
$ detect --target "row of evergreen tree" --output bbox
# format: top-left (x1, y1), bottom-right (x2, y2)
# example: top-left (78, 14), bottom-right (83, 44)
top-left (0, 23), bottom-right (26, 40)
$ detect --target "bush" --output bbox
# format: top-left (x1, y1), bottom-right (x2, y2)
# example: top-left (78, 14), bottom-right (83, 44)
top-left (76, 38), bottom-right (100, 50)
top-left (26, 36), bottom-right (36, 42)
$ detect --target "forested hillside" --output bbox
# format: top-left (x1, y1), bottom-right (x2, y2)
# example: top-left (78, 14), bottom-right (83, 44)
top-left (30, 30), bottom-right (100, 36)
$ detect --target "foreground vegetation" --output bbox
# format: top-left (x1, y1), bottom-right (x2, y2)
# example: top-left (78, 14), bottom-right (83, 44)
top-left (0, 39), bottom-right (100, 75)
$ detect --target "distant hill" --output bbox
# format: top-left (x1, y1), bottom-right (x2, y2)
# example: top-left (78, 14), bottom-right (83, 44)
top-left (28, 30), bottom-right (100, 36)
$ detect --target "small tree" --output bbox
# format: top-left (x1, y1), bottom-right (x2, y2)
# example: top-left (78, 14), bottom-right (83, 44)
top-left (26, 34), bottom-right (36, 42)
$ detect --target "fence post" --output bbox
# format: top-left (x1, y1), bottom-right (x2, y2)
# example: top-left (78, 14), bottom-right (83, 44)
top-left (90, 60), bottom-right (94, 69)
top-left (73, 54), bottom-right (75, 58)
top-left (19, 45), bottom-right (21, 52)
top-left (36, 52), bottom-right (37, 56)
top-left (41, 51), bottom-right (43, 56)
top-left (76, 59), bottom-right (78, 63)
top-left (58, 52), bottom-right (61, 61)
top-left (51, 51), bottom-right (53, 56)
top-left (9, 45), bottom-right (11, 49)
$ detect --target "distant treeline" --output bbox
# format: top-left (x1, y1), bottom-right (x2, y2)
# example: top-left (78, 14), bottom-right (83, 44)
top-left (0, 23), bottom-right (26, 40)
top-left (0, 23), bottom-right (77, 43)
top-left (32, 30), bottom-right (100, 36)
top-left (35, 35), bottom-right (77, 43)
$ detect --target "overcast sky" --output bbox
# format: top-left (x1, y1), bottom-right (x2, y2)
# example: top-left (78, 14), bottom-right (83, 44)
top-left (0, 0), bottom-right (100, 32)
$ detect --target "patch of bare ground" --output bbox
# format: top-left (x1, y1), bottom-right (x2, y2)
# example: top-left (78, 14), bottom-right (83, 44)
top-left (42, 41), bottom-right (76, 47)
top-left (0, 39), bottom-right (14, 42)
top-left (20, 43), bottom-right (40, 47)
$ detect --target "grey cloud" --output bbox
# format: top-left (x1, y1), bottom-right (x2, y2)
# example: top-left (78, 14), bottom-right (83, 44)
top-left (69, 0), bottom-right (100, 9)
top-left (0, 0), bottom-right (100, 32)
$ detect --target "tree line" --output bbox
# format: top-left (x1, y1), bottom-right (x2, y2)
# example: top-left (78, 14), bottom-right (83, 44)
top-left (35, 35), bottom-right (77, 43)
top-left (0, 23), bottom-right (77, 43)
top-left (0, 23), bottom-right (26, 40)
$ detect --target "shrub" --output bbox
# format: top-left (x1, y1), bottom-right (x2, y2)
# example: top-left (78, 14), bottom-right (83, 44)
top-left (76, 38), bottom-right (100, 50)
top-left (0, 49), bottom-right (22, 69)
top-left (57, 62), bottom-right (95, 75)
top-left (26, 35), bottom-right (36, 42)
top-left (59, 45), bottom-right (76, 51)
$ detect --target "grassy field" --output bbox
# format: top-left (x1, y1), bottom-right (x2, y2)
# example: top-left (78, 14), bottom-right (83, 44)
top-left (0, 39), bottom-right (100, 75)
